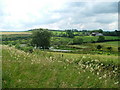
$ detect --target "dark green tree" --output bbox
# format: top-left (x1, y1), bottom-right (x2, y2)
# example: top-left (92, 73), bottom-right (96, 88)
top-left (66, 30), bottom-right (74, 38)
top-left (31, 28), bottom-right (52, 49)
top-left (98, 29), bottom-right (103, 33)
top-left (90, 29), bottom-right (103, 33)
top-left (97, 36), bottom-right (105, 42)
top-left (115, 30), bottom-right (120, 36)
top-left (107, 47), bottom-right (112, 51)
top-left (118, 47), bottom-right (120, 52)
top-left (96, 45), bottom-right (102, 50)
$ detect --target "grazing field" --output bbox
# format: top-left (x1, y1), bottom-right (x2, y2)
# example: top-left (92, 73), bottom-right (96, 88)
top-left (2, 45), bottom-right (119, 88)
top-left (95, 41), bottom-right (119, 46)
top-left (75, 36), bottom-right (120, 43)
top-left (94, 41), bottom-right (119, 51)
top-left (66, 41), bottom-right (119, 52)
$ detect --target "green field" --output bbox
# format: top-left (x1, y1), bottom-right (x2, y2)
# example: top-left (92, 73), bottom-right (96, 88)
top-left (2, 45), bottom-right (119, 88)
top-left (75, 36), bottom-right (120, 43)
top-left (95, 41), bottom-right (119, 46)
top-left (66, 41), bottom-right (119, 52)
top-left (94, 41), bottom-right (119, 51)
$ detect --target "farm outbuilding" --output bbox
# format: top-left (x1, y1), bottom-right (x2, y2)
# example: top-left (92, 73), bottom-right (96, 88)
top-left (91, 32), bottom-right (103, 36)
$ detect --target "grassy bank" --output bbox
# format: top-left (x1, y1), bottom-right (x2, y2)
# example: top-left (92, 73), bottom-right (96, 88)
top-left (2, 45), bottom-right (119, 88)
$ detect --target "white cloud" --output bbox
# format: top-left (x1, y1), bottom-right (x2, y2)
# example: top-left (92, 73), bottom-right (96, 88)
top-left (108, 22), bottom-right (118, 30)
top-left (0, 0), bottom-right (118, 31)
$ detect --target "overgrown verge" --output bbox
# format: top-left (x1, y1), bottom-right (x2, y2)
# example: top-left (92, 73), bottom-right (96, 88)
top-left (2, 45), bottom-right (119, 88)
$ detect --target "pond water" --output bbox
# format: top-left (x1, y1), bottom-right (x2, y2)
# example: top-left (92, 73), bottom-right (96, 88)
top-left (49, 47), bottom-right (72, 52)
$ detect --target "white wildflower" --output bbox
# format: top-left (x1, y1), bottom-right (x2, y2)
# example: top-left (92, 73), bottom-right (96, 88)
top-left (103, 74), bottom-right (107, 78)
top-left (114, 81), bottom-right (119, 85)
top-left (97, 72), bottom-right (99, 75)
top-left (99, 77), bottom-right (102, 80)
top-left (82, 56), bottom-right (86, 59)
top-left (18, 79), bottom-right (21, 82)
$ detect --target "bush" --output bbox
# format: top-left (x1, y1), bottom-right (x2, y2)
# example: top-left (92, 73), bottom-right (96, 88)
top-left (97, 36), bottom-right (105, 42)
top-left (107, 47), bottom-right (112, 51)
top-left (118, 47), bottom-right (120, 52)
top-left (8, 44), bottom-right (12, 47)
top-left (73, 37), bottom-right (83, 44)
top-left (96, 45), bottom-right (102, 50)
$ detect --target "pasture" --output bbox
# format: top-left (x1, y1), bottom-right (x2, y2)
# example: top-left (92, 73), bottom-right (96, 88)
top-left (67, 41), bottom-right (119, 52)
top-left (75, 36), bottom-right (120, 43)
top-left (94, 41), bottom-right (119, 52)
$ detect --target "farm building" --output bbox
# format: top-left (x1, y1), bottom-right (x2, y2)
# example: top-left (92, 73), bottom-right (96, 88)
top-left (91, 32), bottom-right (103, 36)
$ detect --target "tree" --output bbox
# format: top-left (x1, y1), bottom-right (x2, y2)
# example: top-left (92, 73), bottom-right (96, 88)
top-left (118, 47), bottom-right (120, 52)
top-left (66, 30), bottom-right (74, 38)
top-left (31, 28), bottom-right (52, 49)
top-left (98, 29), bottom-right (103, 33)
top-left (107, 47), bottom-right (112, 51)
top-left (73, 37), bottom-right (83, 44)
top-left (97, 36), bottom-right (105, 42)
top-left (96, 45), bottom-right (102, 50)
top-left (115, 30), bottom-right (120, 36)
top-left (72, 29), bottom-right (78, 32)
top-left (91, 29), bottom-right (103, 33)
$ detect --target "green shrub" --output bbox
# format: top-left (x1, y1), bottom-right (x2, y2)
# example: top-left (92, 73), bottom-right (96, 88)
top-left (73, 37), bottom-right (83, 44)
top-left (118, 47), bottom-right (120, 52)
top-left (97, 36), bottom-right (105, 42)
top-left (107, 47), bottom-right (112, 51)
top-left (96, 45), bottom-right (102, 50)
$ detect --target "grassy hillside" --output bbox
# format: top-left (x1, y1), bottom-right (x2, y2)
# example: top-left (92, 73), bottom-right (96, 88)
top-left (67, 41), bottom-right (119, 53)
top-left (2, 45), bottom-right (119, 88)
top-left (94, 41), bottom-right (119, 47)
top-left (75, 36), bottom-right (120, 43)
top-left (94, 41), bottom-right (119, 51)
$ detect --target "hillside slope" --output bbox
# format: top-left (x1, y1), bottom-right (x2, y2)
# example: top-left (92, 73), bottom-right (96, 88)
top-left (2, 45), bottom-right (119, 88)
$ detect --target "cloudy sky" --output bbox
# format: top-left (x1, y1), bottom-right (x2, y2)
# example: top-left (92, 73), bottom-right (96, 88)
top-left (0, 0), bottom-right (118, 31)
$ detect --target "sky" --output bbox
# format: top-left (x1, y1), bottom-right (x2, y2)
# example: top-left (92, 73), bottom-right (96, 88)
top-left (0, 0), bottom-right (119, 31)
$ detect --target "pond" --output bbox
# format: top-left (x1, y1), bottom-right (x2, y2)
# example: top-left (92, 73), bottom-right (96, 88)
top-left (49, 47), bottom-right (72, 52)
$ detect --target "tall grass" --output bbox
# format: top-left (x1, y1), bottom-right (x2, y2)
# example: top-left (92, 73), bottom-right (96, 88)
top-left (2, 45), bottom-right (119, 88)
